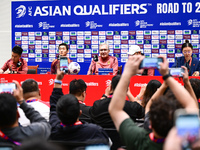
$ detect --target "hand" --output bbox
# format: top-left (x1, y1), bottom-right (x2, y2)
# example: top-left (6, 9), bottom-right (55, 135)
top-left (181, 66), bottom-right (189, 83)
top-left (105, 83), bottom-right (112, 97)
top-left (123, 55), bottom-right (145, 77)
top-left (0, 69), bottom-right (4, 74)
top-left (56, 60), bottom-right (65, 81)
top-left (137, 84), bottom-right (147, 100)
top-left (192, 71), bottom-right (199, 77)
top-left (13, 80), bottom-right (24, 103)
top-left (4, 70), bottom-right (11, 74)
top-left (164, 127), bottom-right (182, 150)
top-left (158, 55), bottom-right (169, 76)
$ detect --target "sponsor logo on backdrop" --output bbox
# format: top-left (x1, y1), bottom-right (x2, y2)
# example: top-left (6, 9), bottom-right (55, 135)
top-left (38, 22), bottom-right (55, 29)
top-left (85, 21), bottom-right (102, 29)
top-left (15, 5), bottom-right (26, 18)
top-left (135, 20), bottom-right (153, 28)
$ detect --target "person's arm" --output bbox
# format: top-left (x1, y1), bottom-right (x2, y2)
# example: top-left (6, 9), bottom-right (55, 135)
top-left (112, 57), bottom-right (118, 75)
top-left (0, 69), bottom-right (4, 74)
top-left (182, 66), bottom-right (198, 107)
top-left (145, 81), bottom-right (168, 114)
top-left (100, 83), bottom-right (112, 99)
top-left (1, 60), bottom-right (9, 73)
top-left (127, 85), bottom-right (146, 105)
top-left (109, 55), bottom-right (145, 131)
top-left (17, 60), bottom-right (28, 74)
top-left (158, 55), bottom-right (198, 112)
top-left (49, 61), bottom-right (65, 128)
top-left (87, 60), bottom-right (95, 75)
top-left (51, 60), bottom-right (57, 74)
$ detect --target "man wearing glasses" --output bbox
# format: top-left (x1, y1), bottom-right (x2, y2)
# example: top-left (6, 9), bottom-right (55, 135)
top-left (87, 43), bottom-right (118, 75)
top-left (172, 40), bottom-right (200, 76)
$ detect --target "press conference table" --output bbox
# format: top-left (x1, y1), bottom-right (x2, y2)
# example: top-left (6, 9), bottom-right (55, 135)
top-left (0, 74), bottom-right (189, 106)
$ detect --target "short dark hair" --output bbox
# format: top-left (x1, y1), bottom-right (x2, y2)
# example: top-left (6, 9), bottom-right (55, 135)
top-left (12, 46), bottom-right (23, 55)
top-left (111, 75), bottom-right (121, 91)
top-left (69, 79), bottom-right (87, 96)
top-left (58, 43), bottom-right (69, 51)
top-left (0, 93), bottom-right (17, 128)
top-left (189, 78), bottom-right (200, 100)
top-left (56, 94), bottom-right (80, 125)
top-left (142, 80), bottom-right (161, 108)
top-left (22, 79), bottom-right (39, 94)
top-left (181, 39), bottom-right (193, 51)
top-left (149, 96), bottom-right (182, 137)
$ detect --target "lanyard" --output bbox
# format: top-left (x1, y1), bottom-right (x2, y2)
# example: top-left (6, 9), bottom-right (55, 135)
top-left (26, 99), bottom-right (38, 103)
top-left (78, 100), bottom-right (85, 105)
top-left (149, 132), bottom-right (165, 143)
top-left (60, 121), bottom-right (83, 127)
top-left (0, 130), bottom-right (21, 146)
top-left (108, 95), bottom-right (113, 98)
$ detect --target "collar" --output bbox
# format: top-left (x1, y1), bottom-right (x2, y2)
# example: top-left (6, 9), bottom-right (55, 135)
top-left (78, 100), bottom-right (85, 105)
top-left (26, 99), bottom-right (38, 103)
top-left (149, 132), bottom-right (165, 143)
top-left (60, 121), bottom-right (83, 127)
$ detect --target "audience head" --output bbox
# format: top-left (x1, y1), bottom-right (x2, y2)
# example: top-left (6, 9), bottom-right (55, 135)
top-left (111, 75), bottom-right (121, 91)
top-left (22, 79), bottom-right (40, 100)
top-left (12, 46), bottom-right (23, 63)
top-left (128, 45), bottom-right (142, 56)
top-left (181, 40), bottom-right (193, 60)
top-left (149, 96), bottom-right (182, 137)
top-left (189, 78), bottom-right (200, 100)
top-left (56, 94), bottom-right (80, 125)
top-left (58, 43), bottom-right (69, 56)
top-left (69, 79), bottom-right (87, 97)
top-left (142, 80), bottom-right (161, 108)
top-left (0, 93), bottom-right (17, 128)
top-left (99, 43), bottom-right (110, 60)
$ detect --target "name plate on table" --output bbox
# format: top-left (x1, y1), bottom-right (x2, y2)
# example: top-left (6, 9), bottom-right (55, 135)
top-left (98, 68), bottom-right (113, 75)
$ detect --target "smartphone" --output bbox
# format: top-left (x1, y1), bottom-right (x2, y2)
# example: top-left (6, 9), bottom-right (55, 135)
top-left (0, 83), bottom-right (16, 94)
top-left (175, 109), bottom-right (200, 148)
top-left (169, 68), bottom-right (185, 77)
top-left (139, 58), bottom-right (163, 69)
top-left (60, 56), bottom-right (69, 74)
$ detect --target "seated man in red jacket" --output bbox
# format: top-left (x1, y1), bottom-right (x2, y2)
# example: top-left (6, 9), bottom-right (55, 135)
top-left (0, 46), bottom-right (28, 74)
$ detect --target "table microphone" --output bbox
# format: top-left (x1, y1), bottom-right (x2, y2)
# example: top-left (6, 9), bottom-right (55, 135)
top-left (90, 55), bottom-right (98, 75)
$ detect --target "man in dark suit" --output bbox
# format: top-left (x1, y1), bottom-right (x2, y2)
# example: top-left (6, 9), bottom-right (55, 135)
top-left (89, 75), bottom-right (145, 128)
top-left (69, 79), bottom-right (92, 123)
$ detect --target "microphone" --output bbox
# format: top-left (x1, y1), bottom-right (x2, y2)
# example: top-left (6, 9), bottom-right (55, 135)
top-left (90, 55), bottom-right (98, 75)
top-left (93, 55), bottom-right (98, 62)
top-left (57, 55), bottom-right (60, 60)
top-left (17, 61), bottom-right (22, 68)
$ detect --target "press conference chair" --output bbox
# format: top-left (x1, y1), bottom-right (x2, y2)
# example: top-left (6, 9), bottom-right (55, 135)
top-left (27, 65), bottom-right (39, 74)
top-left (117, 65), bottom-right (122, 75)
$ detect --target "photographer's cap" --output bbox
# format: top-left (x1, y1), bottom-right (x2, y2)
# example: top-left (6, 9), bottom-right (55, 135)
top-left (128, 45), bottom-right (141, 55)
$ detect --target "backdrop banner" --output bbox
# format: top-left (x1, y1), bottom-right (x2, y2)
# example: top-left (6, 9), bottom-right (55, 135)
top-left (12, 0), bottom-right (200, 74)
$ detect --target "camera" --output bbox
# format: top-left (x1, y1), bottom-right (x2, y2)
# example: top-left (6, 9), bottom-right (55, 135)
top-left (169, 68), bottom-right (185, 77)
top-left (0, 83), bottom-right (16, 94)
top-left (60, 56), bottom-right (69, 74)
top-left (139, 57), bottom-right (163, 69)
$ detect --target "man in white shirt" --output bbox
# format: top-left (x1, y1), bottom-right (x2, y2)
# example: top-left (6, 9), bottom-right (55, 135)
top-left (18, 79), bottom-right (49, 126)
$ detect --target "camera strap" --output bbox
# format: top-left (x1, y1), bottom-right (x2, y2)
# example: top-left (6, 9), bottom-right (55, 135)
top-left (0, 130), bottom-right (21, 145)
